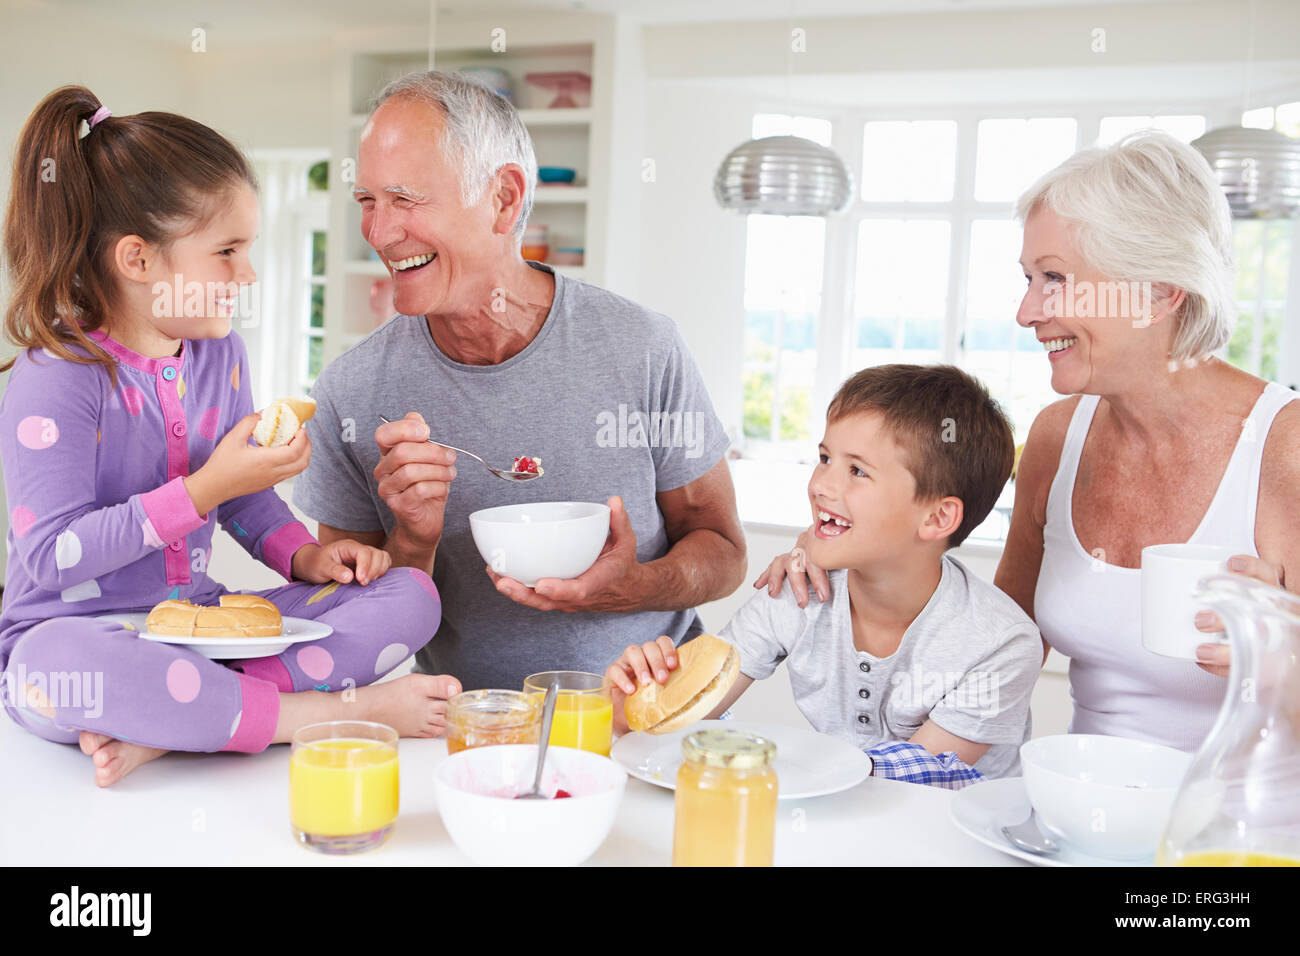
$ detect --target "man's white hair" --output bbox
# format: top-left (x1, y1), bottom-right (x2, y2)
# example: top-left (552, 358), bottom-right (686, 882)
top-left (372, 70), bottom-right (537, 241)
top-left (1015, 130), bottom-right (1236, 362)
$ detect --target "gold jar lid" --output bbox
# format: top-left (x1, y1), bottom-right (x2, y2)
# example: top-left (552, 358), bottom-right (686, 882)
top-left (446, 689), bottom-right (539, 726)
top-left (681, 729), bottom-right (776, 769)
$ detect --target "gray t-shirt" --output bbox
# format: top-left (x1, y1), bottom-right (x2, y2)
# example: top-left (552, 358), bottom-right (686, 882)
top-left (294, 262), bottom-right (731, 690)
top-left (721, 555), bottom-right (1042, 777)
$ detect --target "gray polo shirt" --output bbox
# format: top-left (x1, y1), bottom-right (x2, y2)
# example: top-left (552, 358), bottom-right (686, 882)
top-left (721, 555), bottom-right (1041, 777)
top-left (293, 262), bottom-right (731, 690)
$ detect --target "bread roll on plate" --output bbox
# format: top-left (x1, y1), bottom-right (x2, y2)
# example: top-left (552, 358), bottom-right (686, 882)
top-left (253, 397), bottom-right (316, 447)
top-left (146, 595), bottom-right (283, 638)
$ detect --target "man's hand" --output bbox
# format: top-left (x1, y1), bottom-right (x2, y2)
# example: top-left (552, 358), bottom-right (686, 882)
top-left (292, 540), bottom-right (392, 585)
top-left (487, 495), bottom-right (652, 613)
top-left (373, 412), bottom-right (458, 555)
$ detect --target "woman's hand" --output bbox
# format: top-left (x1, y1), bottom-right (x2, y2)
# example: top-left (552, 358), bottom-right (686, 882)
top-left (1194, 554), bottom-right (1283, 677)
top-left (751, 526), bottom-right (828, 607)
top-left (291, 540), bottom-right (392, 586)
top-left (184, 413), bottom-right (311, 515)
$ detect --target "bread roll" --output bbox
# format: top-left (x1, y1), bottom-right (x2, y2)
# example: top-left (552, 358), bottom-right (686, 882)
top-left (253, 397), bottom-right (317, 447)
top-left (146, 595), bottom-right (283, 638)
top-left (624, 634), bottom-right (740, 734)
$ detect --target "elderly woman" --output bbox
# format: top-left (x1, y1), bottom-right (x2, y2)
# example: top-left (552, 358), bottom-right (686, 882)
top-left (758, 131), bottom-right (1299, 753)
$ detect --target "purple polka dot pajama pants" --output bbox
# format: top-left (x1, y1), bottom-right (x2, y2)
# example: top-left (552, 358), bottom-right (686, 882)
top-left (1, 566), bottom-right (441, 753)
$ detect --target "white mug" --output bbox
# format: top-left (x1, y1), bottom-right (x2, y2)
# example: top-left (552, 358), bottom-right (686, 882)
top-left (1140, 544), bottom-right (1236, 660)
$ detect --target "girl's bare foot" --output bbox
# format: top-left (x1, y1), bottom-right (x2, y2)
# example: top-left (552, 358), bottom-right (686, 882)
top-left (358, 673), bottom-right (460, 737)
top-left (273, 673), bottom-right (461, 743)
top-left (78, 731), bottom-right (169, 787)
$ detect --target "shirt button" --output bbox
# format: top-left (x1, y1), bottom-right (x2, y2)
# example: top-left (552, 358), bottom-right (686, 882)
top-left (172, 422), bottom-right (187, 437)
top-left (168, 541), bottom-right (183, 552)
top-left (858, 688), bottom-right (871, 699)
top-left (162, 366), bottom-right (176, 381)
top-left (858, 714), bottom-right (870, 724)
top-left (859, 661), bottom-right (871, 673)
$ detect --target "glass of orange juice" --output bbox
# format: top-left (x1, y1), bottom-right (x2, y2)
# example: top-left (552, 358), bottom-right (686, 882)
top-left (523, 671), bottom-right (613, 756)
top-left (289, 721), bottom-right (399, 854)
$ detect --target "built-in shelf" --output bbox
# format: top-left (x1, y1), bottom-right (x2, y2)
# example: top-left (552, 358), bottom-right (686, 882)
top-left (533, 187), bottom-right (588, 203)
top-left (518, 107), bottom-right (592, 126)
top-left (325, 29), bottom-right (605, 368)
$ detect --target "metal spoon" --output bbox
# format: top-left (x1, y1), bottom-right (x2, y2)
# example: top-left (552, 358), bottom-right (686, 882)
top-left (517, 678), bottom-right (561, 800)
top-left (1001, 809), bottom-right (1060, 855)
top-left (378, 416), bottom-right (541, 482)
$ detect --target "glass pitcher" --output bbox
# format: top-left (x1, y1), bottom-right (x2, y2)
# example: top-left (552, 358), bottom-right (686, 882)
top-left (1156, 573), bottom-right (1300, 866)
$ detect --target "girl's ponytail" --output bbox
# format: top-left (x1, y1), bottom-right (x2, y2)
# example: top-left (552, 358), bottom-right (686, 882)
top-left (2, 85), bottom-right (256, 385)
top-left (2, 85), bottom-right (115, 380)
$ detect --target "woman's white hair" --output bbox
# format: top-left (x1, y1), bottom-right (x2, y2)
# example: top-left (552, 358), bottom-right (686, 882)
top-left (372, 70), bottom-right (537, 241)
top-left (1015, 130), bottom-right (1236, 362)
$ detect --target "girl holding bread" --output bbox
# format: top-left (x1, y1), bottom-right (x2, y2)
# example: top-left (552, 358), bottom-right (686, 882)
top-left (0, 87), bottom-right (455, 786)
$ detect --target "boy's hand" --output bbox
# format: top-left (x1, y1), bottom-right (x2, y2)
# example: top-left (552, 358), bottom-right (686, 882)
top-left (606, 635), bottom-right (679, 735)
top-left (185, 413), bottom-right (311, 515)
top-left (292, 540), bottom-right (391, 586)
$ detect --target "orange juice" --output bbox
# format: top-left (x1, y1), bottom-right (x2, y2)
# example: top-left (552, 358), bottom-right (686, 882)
top-left (673, 730), bottom-right (777, 867)
top-left (1174, 851), bottom-right (1300, 866)
top-left (289, 738), bottom-right (399, 836)
top-left (547, 693), bottom-right (614, 756)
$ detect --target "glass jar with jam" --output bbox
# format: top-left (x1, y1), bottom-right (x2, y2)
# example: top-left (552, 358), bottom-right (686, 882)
top-left (445, 690), bottom-right (540, 754)
top-left (672, 729), bottom-right (778, 866)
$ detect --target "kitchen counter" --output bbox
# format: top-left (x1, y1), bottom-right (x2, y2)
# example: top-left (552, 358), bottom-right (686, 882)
top-left (0, 713), bottom-right (1023, 866)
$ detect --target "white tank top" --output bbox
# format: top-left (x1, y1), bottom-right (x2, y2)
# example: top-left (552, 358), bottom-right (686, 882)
top-left (1034, 382), bottom-right (1295, 752)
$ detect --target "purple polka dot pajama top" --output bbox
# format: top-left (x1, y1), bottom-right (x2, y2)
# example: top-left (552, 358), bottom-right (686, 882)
top-left (0, 331), bottom-right (441, 753)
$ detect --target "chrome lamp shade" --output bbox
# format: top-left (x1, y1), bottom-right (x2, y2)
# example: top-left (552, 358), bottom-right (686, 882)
top-left (713, 135), bottom-right (853, 216)
top-left (1191, 125), bottom-right (1300, 219)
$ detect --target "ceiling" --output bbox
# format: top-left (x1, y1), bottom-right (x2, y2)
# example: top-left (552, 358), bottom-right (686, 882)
top-left (22, 0), bottom-right (1208, 44)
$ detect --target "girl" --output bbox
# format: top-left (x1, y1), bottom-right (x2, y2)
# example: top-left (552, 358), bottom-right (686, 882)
top-left (0, 86), bottom-right (458, 787)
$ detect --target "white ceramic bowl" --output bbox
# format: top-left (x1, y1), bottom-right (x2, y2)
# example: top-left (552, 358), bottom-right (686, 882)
top-left (433, 744), bottom-right (627, 866)
top-left (468, 502), bottom-right (610, 587)
top-left (1020, 734), bottom-right (1193, 860)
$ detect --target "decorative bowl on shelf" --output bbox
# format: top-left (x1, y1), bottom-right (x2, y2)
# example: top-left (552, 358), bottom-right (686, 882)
top-left (524, 71), bottom-right (591, 109)
top-left (537, 166), bottom-right (577, 184)
top-left (458, 66), bottom-right (514, 104)
top-left (549, 248), bottom-right (584, 266)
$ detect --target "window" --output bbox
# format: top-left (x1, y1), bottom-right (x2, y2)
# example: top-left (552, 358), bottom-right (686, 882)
top-left (1097, 114), bottom-right (1206, 145)
top-left (306, 226), bottom-right (327, 388)
top-left (853, 219), bottom-right (949, 367)
top-left (246, 151), bottom-right (329, 404)
top-left (1228, 105), bottom-right (1300, 384)
top-left (742, 115), bottom-right (832, 452)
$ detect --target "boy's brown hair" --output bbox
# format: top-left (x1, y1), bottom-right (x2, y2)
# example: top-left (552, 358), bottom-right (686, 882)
top-left (827, 364), bottom-right (1014, 548)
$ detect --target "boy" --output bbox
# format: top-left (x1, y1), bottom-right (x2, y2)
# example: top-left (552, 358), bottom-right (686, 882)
top-left (608, 365), bottom-right (1042, 787)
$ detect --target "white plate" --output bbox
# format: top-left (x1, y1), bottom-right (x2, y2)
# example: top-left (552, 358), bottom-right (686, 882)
top-left (95, 612), bottom-right (332, 660)
top-left (610, 719), bottom-right (872, 800)
top-left (949, 776), bottom-right (1153, 867)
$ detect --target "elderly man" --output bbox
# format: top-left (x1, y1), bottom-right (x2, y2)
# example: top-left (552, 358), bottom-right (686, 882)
top-left (294, 71), bottom-right (746, 704)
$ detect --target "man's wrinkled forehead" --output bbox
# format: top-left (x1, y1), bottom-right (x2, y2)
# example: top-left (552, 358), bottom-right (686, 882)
top-left (355, 99), bottom-right (446, 196)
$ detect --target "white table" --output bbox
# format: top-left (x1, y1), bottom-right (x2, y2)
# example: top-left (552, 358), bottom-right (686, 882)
top-left (0, 714), bottom-right (1024, 866)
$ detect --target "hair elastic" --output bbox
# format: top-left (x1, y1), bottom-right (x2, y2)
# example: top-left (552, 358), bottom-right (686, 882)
top-left (88, 106), bottom-right (112, 130)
